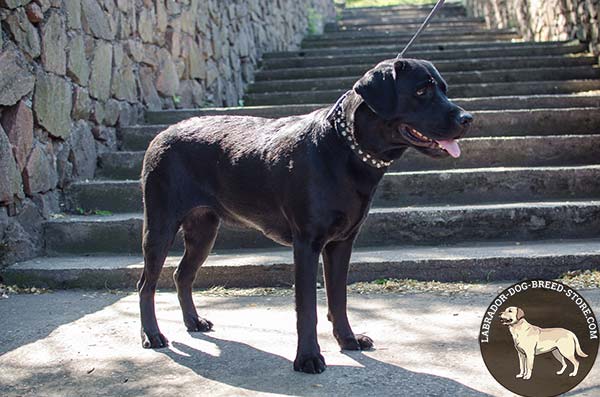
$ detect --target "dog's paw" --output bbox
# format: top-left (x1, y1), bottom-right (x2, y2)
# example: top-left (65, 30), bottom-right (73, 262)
top-left (516, 374), bottom-right (523, 378)
top-left (356, 334), bottom-right (374, 350)
top-left (294, 353), bottom-right (326, 374)
top-left (185, 316), bottom-right (213, 332)
top-left (338, 334), bottom-right (374, 351)
top-left (523, 374), bottom-right (532, 380)
top-left (141, 331), bottom-right (168, 349)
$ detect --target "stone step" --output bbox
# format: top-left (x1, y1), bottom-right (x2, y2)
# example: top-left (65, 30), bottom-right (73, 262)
top-left (69, 166), bottom-right (600, 213)
top-left (248, 66), bottom-right (600, 93)
top-left (307, 26), bottom-right (509, 40)
top-left (6, 238), bottom-right (599, 288)
top-left (255, 56), bottom-right (598, 80)
top-left (244, 81), bottom-right (600, 105)
top-left (266, 39), bottom-right (556, 58)
top-left (43, 201), bottom-right (600, 255)
top-left (262, 42), bottom-right (586, 68)
top-left (144, 95), bottom-right (600, 125)
top-left (335, 16), bottom-right (484, 28)
top-left (327, 21), bottom-right (487, 33)
top-left (341, 4), bottom-right (466, 18)
top-left (129, 106), bottom-right (600, 151)
top-left (342, 9), bottom-right (465, 18)
top-left (341, 10), bottom-right (466, 20)
top-left (101, 135), bottom-right (600, 180)
top-left (302, 30), bottom-right (517, 47)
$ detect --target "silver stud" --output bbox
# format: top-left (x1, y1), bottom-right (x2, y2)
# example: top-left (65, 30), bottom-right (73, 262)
top-left (341, 131), bottom-right (346, 136)
top-left (363, 157), bottom-right (367, 162)
top-left (366, 154), bottom-right (371, 158)
top-left (376, 163), bottom-right (382, 168)
top-left (372, 159), bottom-right (376, 164)
top-left (358, 150), bottom-right (363, 154)
top-left (347, 136), bottom-right (352, 141)
top-left (350, 145), bottom-right (355, 149)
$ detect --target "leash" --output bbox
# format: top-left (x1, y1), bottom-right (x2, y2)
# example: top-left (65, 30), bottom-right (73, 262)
top-left (397, 0), bottom-right (446, 59)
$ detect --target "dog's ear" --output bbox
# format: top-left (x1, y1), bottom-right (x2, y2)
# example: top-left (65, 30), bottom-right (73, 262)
top-left (516, 307), bottom-right (525, 320)
top-left (353, 60), bottom-right (405, 120)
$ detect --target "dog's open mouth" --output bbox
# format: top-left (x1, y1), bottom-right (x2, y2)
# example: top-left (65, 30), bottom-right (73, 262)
top-left (399, 125), bottom-right (461, 158)
top-left (500, 317), bottom-right (512, 325)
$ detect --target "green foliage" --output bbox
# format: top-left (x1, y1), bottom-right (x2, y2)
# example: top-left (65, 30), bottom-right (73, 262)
top-left (345, 0), bottom-right (439, 7)
top-left (373, 278), bottom-right (389, 285)
top-left (75, 207), bottom-right (113, 216)
top-left (172, 95), bottom-right (182, 105)
top-left (0, 241), bottom-right (8, 264)
top-left (307, 7), bottom-right (323, 35)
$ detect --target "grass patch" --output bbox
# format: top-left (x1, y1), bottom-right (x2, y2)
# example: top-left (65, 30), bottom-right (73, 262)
top-left (343, 0), bottom-right (438, 8)
top-left (192, 269), bottom-right (600, 297)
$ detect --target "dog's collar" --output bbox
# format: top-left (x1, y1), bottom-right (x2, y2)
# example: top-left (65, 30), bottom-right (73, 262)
top-left (327, 92), bottom-right (393, 169)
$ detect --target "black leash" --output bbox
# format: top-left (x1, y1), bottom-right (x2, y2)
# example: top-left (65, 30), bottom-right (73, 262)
top-left (397, 0), bottom-right (446, 59)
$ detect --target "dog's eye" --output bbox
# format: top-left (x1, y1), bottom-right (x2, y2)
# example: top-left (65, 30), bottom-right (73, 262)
top-left (416, 87), bottom-right (427, 96)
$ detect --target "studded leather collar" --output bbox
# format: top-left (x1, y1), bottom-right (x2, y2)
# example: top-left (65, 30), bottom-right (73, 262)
top-left (327, 91), bottom-right (393, 169)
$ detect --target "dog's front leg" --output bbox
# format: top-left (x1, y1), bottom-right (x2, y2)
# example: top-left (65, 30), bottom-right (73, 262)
top-left (516, 350), bottom-right (526, 378)
top-left (323, 237), bottom-right (373, 350)
top-left (523, 349), bottom-right (535, 379)
top-left (292, 238), bottom-right (326, 374)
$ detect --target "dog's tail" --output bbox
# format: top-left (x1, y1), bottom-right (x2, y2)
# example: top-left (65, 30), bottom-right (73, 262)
top-left (575, 335), bottom-right (588, 357)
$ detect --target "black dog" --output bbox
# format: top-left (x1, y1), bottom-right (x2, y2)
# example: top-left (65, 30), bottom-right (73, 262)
top-left (138, 58), bottom-right (472, 374)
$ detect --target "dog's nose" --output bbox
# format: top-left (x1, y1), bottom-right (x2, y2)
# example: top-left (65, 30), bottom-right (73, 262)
top-left (459, 112), bottom-right (473, 126)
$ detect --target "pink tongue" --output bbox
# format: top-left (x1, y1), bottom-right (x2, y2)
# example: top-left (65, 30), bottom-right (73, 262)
top-left (436, 139), bottom-right (461, 158)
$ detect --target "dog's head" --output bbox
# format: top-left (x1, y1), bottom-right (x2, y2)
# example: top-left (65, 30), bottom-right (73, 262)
top-left (352, 58), bottom-right (472, 159)
top-left (499, 306), bottom-right (525, 326)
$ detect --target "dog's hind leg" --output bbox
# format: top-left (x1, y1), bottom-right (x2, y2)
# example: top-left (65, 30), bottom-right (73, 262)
top-left (560, 348), bottom-right (580, 377)
top-left (139, 209), bottom-right (181, 349)
top-left (174, 208), bottom-right (220, 332)
top-left (557, 338), bottom-right (581, 376)
top-left (323, 236), bottom-right (373, 351)
top-left (552, 349), bottom-right (568, 375)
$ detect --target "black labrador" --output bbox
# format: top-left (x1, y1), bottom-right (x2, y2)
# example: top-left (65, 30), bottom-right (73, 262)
top-left (138, 58), bottom-right (472, 374)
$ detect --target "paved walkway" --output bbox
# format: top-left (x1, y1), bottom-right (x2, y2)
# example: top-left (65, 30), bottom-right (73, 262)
top-left (1, 285), bottom-right (599, 396)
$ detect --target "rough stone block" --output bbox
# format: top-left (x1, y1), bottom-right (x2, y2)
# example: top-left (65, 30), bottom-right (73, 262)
top-left (89, 41), bottom-right (112, 101)
top-left (81, 0), bottom-right (113, 40)
top-left (72, 86), bottom-right (92, 120)
top-left (103, 99), bottom-right (120, 126)
top-left (23, 142), bottom-right (57, 196)
top-left (41, 11), bottom-right (67, 75)
top-left (0, 0), bottom-right (31, 9)
top-left (156, 49), bottom-right (179, 96)
top-left (25, 3), bottom-right (43, 24)
top-left (139, 66), bottom-right (162, 110)
top-left (91, 100), bottom-right (104, 124)
top-left (33, 71), bottom-right (72, 139)
top-left (63, 0), bottom-right (82, 29)
top-left (67, 34), bottom-right (89, 86)
top-left (0, 48), bottom-right (35, 106)
top-left (138, 7), bottom-right (155, 43)
top-left (111, 55), bottom-right (137, 102)
top-left (67, 121), bottom-right (97, 180)
top-left (5, 8), bottom-right (41, 58)
top-left (0, 100), bottom-right (34, 171)
top-left (0, 125), bottom-right (24, 204)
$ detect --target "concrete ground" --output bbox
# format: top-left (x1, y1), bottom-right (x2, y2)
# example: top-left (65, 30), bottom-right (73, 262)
top-left (1, 285), bottom-right (599, 397)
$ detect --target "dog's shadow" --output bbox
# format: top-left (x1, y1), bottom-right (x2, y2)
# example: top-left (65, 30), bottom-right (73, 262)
top-left (160, 333), bottom-right (492, 396)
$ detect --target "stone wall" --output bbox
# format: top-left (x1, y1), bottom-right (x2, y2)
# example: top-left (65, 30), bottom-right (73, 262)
top-left (465, 0), bottom-right (600, 59)
top-left (0, 0), bottom-right (335, 266)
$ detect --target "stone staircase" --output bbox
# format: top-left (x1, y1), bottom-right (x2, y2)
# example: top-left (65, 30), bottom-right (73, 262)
top-left (6, 3), bottom-right (600, 289)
